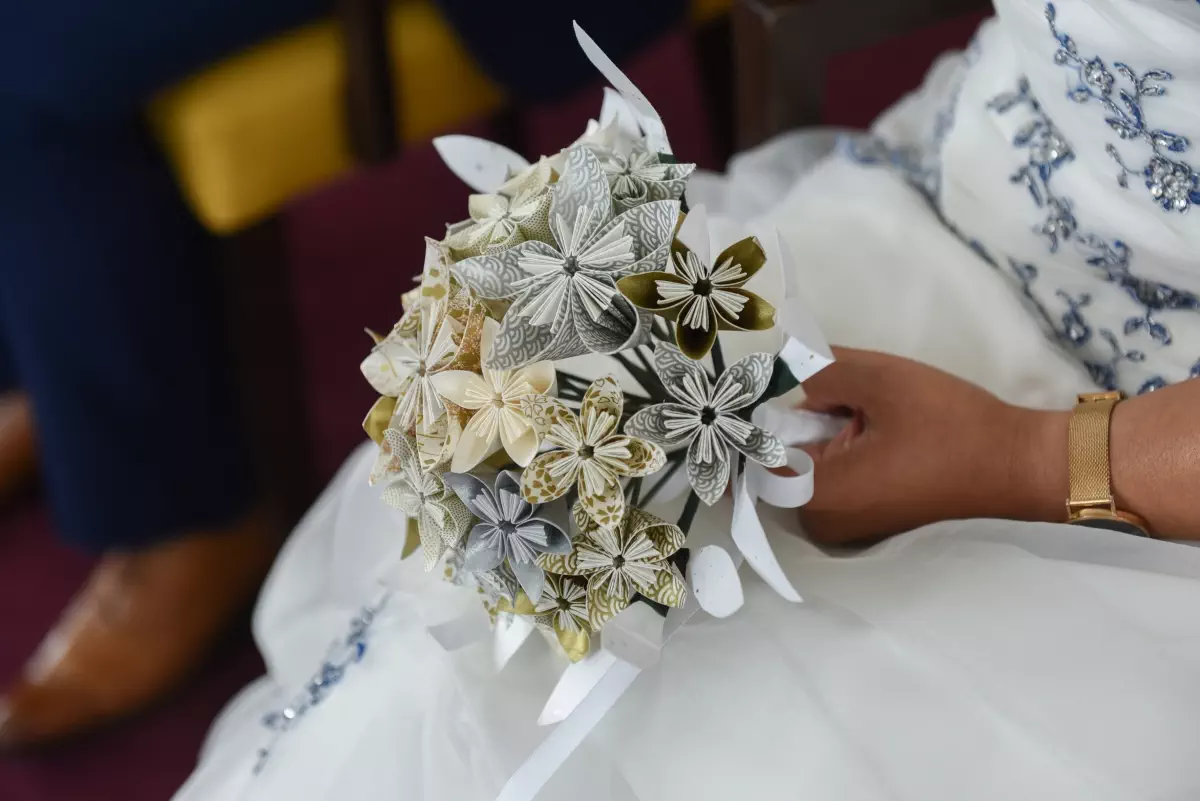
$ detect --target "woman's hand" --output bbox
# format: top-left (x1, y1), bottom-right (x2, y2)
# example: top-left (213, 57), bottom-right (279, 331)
top-left (796, 348), bottom-right (1068, 545)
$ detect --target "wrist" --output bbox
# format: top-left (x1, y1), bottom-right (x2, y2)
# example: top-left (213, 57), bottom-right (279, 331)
top-left (1004, 406), bottom-right (1071, 523)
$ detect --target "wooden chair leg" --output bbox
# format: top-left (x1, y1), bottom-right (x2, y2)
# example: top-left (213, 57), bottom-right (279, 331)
top-left (221, 216), bottom-right (314, 528)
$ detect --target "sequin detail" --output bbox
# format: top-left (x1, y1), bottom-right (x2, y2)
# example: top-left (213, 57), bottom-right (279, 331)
top-left (254, 594), bottom-right (390, 774)
top-left (1045, 2), bottom-right (1200, 212)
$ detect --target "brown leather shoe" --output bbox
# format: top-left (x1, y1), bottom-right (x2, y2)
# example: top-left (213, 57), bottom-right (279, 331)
top-left (0, 506), bottom-right (281, 751)
top-left (0, 393), bottom-right (37, 505)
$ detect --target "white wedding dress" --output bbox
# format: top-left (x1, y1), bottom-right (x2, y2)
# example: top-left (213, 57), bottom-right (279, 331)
top-left (174, 1), bottom-right (1200, 799)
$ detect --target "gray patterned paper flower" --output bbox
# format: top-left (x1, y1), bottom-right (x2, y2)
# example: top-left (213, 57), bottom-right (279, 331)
top-left (451, 146), bottom-right (679, 370)
top-left (625, 345), bottom-right (786, 505)
top-left (443, 470), bottom-right (571, 602)
top-left (598, 146), bottom-right (694, 214)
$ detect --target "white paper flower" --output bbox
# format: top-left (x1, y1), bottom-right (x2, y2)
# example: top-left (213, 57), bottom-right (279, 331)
top-left (431, 318), bottom-right (555, 472)
top-left (360, 301), bottom-right (460, 434)
top-left (625, 344), bottom-right (786, 505)
top-left (452, 146), bottom-right (679, 370)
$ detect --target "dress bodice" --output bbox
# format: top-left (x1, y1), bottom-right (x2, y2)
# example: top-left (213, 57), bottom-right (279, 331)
top-left (855, 0), bottom-right (1200, 393)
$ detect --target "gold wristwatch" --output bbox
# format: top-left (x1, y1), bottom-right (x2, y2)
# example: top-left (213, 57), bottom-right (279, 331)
top-left (1066, 391), bottom-right (1150, 536)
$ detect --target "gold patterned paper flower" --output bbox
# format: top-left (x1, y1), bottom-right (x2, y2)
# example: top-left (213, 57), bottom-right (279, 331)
top-left (431, 318), bottom-right (555, 472)
top-left (532, 573), bottom-right (594, 662)
top-left (538, 503), bottom-right (687, 628)
top-left (616, 235), bottom-right (776, 360)
top-left (520, 375), bottom-right (665, 531)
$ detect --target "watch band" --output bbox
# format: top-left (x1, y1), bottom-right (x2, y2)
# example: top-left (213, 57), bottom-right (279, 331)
top-left (1067, 391), bottom-right (1121, 516)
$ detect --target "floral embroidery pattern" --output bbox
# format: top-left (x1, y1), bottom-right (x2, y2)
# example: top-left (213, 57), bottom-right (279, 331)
top-left (987, 78), bottom-right (1200, 379)
top-left (1045, 2), bottom-right (1199, 212)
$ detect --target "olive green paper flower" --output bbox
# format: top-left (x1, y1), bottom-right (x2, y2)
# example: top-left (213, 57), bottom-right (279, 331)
top-left (616, 234), bottom-right (777, 360)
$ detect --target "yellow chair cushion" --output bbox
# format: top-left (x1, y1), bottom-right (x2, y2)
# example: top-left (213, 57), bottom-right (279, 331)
top-left (150, 0), bottom-right (731, 235)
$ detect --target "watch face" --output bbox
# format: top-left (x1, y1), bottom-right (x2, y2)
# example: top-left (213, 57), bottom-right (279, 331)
top-left (1071, 516), bottom-right (1149, 537)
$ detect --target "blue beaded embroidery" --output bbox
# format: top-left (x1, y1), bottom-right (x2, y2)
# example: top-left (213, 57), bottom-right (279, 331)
top-left (253, 594), bottom-right (390, 774)
top-left (1045, 2), bottom-right (1200, 213)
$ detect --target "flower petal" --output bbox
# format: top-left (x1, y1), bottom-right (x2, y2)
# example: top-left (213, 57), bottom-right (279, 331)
top-left (431, 370), bottom-right (491, 410)
top-left (675, 313), bottom-right (720, 360)
top-left (715, 288), bottom-right (777, 332)
top-left (587, 582), bottom-right (632, 629)
top-left (450, 406), bottom-right (501, 472)
top-left (624, 403), bottom-right (698, 452)
top-left (511, 559), bottom-right (546, 604)
top-left (520, 359), bottom-right (557, 396)
top-left (581, 375), bottom-right (624, 429)
top-left (462, 523), bottom-right (506, 572)
top-left (728, 423), bottom-right (788, 468)
top-left (573, 291), bottom-right (647, 356)
top-left (528, 516), bottom-right (574, 554)
top-left (362, 395), bottom-right (397, 445)
top-left (489, 291), bottom-right (587, 370)
top-left (360, 343), bottom-right (413, 396)
top-left (451, 243), bottom-right (534, 300)
top-left (441, 472), bottom-right (497, 521)
top-left (499, 412), bottom-right (540, 468)
top-left (640, 563), bottom-right (687, 608)
top-left (626, 507), bottom-right (685, 556)
top-left (651, 343), bottom-right (712, 407)
top-left (555, 623), bottom-right (591, 663)
top-left (578, 475), bottom-right (626, 532)
top-left (521, 449), bottom-right (578, 506)
top-left (622, 437), bottom-right (666, 477)
top-left (687, 428), bottom-right (730, 506)
top-left (536, 544), bottom-right (585, 576)
top-left (711, 352), bottom-right (775, 413)
top-left (712, 236), bottom-right (767, 283)
top-left (615, 271), bottom-right (688, 311)
top-left (551, 146), bottom-right (611, 246)
top-left (589, 199), bottom-right (678, 261)
top-left (674, 204), bottom-right (710, 265)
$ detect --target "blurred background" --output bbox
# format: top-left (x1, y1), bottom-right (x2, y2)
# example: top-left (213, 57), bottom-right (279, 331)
top-left (0, 0), bottom-right (986, 797)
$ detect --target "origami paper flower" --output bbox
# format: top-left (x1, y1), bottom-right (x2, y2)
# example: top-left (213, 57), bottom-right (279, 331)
top-left (532, 573), bottom-right (593, 662)
top-left (445, 161), bottom-right (555, 260)
top-left (452, 146), bottom-right (679, 370)
top-left (538, 503), bottom-right (687, 628)
top-left (432, 319), bottom-right (556, 473)
top-left (443, 470), bottom-right (571, 602)
top-left (520, 375), bottom-right (665, 530)
top-left (378, 429), bottom-right (473, 570)
top-left (617, 233), bottom-right (776, 360)
top-left (599, 146), bottom-right (694, 214)
top-left (360, 300), bottom-right (463, 434)
top-left (626, 345), bottom-right (786, 505)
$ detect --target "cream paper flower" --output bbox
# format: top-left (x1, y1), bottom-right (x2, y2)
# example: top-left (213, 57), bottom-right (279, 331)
top-left (431, 318), bottom-right (555, 472)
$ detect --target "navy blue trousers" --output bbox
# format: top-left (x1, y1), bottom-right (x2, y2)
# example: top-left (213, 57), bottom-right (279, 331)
top-left (0, 1), bottom-right (325, 551)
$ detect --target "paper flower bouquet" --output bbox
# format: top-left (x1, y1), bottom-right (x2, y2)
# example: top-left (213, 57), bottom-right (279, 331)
top-left (358, 23), bottom-right (833, 799)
